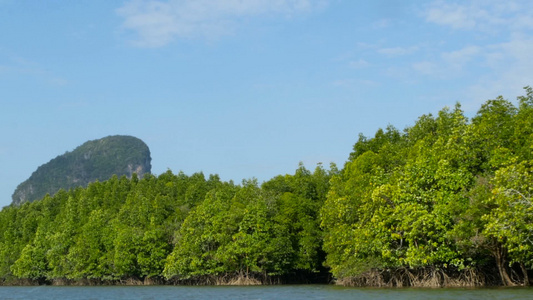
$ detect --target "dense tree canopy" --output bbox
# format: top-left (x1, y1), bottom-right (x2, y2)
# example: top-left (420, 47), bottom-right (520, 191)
top-left (1, 88), bottom-right (532, 286)
top-left (321, 88), bottom-right (533, 286)
top-left (1, 165), bottom-right (334, 285)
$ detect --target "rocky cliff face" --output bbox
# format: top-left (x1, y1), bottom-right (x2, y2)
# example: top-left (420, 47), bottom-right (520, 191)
top-left (12, 135), bottom-right (151, 205)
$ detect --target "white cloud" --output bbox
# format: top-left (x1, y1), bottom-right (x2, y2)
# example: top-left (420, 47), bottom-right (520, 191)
top-left (117, 0), bottom-right (329, 47)
top-left (415, 0), bottom-right (533, 110)
top-left (423, 0), bottom-right (532, 33)
top-left (348, 59), bottom-right (370, 69)
top-left (465, 36), bottom-right (533, 109)
top-left (410, 46), bottom-right (482, 78)
top-left (441, 45), bottom-right (480, 71)
top-left (372, 19), bottom-right (391, 29)
top-left (412, 61), bottom-right (438, 76)
top-left (378, 46), bottom-right (418, 56)
top-left (332, 78), bottom-right (379, 88)
top-left (512, 14), bottom-right (533, 31)
top-left (48, 77), bottom-right (69, 87)
top-left (0, 52), bottom-right (68, 87)
top-left (425, 1), bottom-right (477, 29)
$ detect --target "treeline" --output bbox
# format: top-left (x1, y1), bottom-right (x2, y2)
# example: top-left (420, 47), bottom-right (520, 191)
top-left (1, 88), bottom-right (532, 286)
top-left (0, 165), bottom-right (335, 285)
top-left (322, 87), bottom-right (533, 286)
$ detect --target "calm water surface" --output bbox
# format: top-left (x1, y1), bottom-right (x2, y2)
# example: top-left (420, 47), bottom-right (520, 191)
top-left (0, 285), bottom-right (532, 300)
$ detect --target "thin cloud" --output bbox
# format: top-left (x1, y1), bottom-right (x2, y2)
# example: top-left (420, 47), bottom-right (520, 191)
top-left (48, 77), bottom-right (69, 87)
top-left (512, 14), bottom-right (533, 30)
top-left (424, 1), bottom-right (478, 30)
top-left (0, 52), bottom-right (68, 87)
top-left (332, 78), bottom-right (379, 88)
top-left (117, 0), bottom-right (329, 47)
top-left (348, 59), bottom-right (370, 69)
top-left (465, 36), bottom-right (533, 109)
top-left (378, 46), bottom-right (418, 56)
top-left (372, 19), bottom-right (391, 29)
top-left (412, 61), bottom-right (438, 76)
top-left (423, 0), bottom-right (532, 32)
top-left (441, 45), bottom-right (480, 70)
top-left (419, 0), bottom-right (533, 110)
top-left (411, 45), bottom-right (480, 77)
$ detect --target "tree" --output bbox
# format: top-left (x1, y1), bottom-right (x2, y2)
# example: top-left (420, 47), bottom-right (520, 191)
top-left (164, 183), bottom-right (238, 279)
top-left (483, 161), bottom-right (533, 285)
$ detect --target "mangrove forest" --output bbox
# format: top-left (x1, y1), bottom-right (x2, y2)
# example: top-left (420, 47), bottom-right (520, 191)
top-left (1, 88), bottom-right (532, 287)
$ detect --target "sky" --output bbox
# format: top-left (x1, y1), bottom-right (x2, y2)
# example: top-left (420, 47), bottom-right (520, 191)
top-left (1, 0), bottom-right (532, 208)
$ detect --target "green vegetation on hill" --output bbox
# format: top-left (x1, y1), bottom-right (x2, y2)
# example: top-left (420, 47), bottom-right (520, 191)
top-left (0, 88), bottom-right (532, 287)
top-left (11, 135), bottom-right (151, 206)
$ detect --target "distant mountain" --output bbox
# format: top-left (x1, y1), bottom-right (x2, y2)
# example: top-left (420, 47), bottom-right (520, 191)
top-left (12, 135), bottom-right (151, 205)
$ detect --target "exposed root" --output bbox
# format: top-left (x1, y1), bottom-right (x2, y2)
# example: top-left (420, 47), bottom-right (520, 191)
top-left (121, 277), bottom-right (144, 286)
top-left (0, 278), bottom-right (45, 286)
top-left (336, 267), bottom-right (489, 287)
top-left (216, 274), bottom-right (262, 286)
top-left (143, 277), bottom-right (164, 285)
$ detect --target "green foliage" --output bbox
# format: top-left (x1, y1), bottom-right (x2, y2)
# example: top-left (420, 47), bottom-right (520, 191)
top-left (483, 161), bottom-right (533, 267)
top-left (1, 88), bottom-right (533, 286)
top-left (321, 87), bottom-right (533, 285)
top-left (163, 165), bottom-right (335, 281)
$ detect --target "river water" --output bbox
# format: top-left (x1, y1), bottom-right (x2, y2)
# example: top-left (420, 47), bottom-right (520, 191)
top-left (0, 285), bottom-right (531, 299)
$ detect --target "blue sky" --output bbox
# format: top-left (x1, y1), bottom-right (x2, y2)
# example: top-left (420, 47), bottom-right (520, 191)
top-left (1, 0), bottom-right (532, 207)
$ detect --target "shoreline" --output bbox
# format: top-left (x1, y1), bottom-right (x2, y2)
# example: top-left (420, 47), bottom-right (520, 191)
top-left (0, 269), bottom-right (516, 288)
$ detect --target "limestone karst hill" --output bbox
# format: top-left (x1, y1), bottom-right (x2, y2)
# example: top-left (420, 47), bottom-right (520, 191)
top-left (11, 135), bottom-right (151, 205)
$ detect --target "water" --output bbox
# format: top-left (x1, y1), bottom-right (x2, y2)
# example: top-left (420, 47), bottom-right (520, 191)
top-left (0, 285), bottom-right (532, 300)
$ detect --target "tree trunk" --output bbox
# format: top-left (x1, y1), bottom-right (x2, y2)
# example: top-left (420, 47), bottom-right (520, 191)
top-left (520, 262), bottom-right (529, 286)
top-left (494, 245), bottom-right (516, 286)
